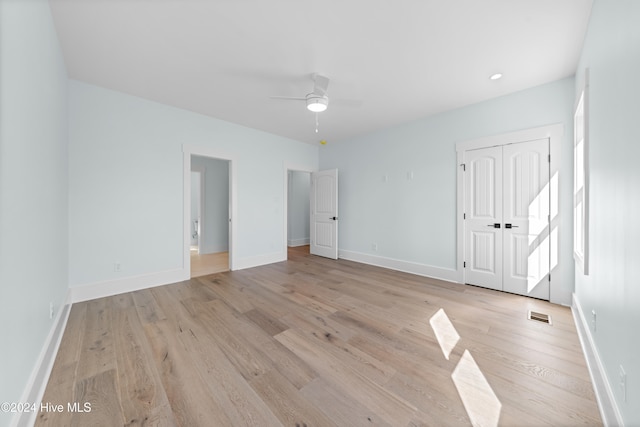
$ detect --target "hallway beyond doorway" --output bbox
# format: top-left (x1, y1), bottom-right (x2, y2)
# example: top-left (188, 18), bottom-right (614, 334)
top-left (190, 248), bottom-right (228, 277)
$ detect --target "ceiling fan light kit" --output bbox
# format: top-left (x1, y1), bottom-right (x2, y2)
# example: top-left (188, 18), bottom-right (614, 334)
top-left (306, 94), bottom-right (329, 112)
top-left (270, 73), bottom-right (348, 133)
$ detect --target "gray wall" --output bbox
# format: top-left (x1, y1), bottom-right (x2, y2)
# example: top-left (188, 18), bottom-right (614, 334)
top-left (320, 77), bottom-right (576, 305)
top-left (7, 1), bottom-right (640, 424)
top-left (0, 0), bottom-right (69, 424)
top-left (191, 155), bottom-right (230, 254)
top-left (574, 1), bottom-right (640, 424)
top-left (68, 80), bottom-right (318, 286)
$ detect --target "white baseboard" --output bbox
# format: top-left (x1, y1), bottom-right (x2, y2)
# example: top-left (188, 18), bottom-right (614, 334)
top-left (69, 268), bottom-right (186, 303)
top-left (288, 238), bottom-right (310, 247)
top-left (69, 249), bottom-right (291, 302)
top-left (234, 252), bottom-right (285, 271)
top-left (12, 292), bottom-right (72, 427)
top-left (572, 293), bottom-right (623, 427)
top-left (338, 249), bottom-right (459, 283)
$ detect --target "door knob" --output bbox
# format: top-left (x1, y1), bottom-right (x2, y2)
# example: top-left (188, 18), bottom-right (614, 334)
top-left (331, 216), bottom-right (338, 220)
top-left (487, 223), bottom-right (501, 228)
top-left (505, 224), bottom-right (519, 228)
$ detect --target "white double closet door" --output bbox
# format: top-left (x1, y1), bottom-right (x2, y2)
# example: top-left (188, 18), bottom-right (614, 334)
top-left (464, 138), bottom-right (550, 300)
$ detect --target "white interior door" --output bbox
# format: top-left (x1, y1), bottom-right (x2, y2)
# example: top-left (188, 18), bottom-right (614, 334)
top-left (464, 146), bottom-right (503, 291)
top-left (464, 139), bottom-right (550, 299)
top-left (310, 169), bottom-right (338, 259)
top-left (502, 139), bottom-right (550, 299)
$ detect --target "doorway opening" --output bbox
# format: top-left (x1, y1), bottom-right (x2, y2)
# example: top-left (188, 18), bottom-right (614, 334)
top-left (282, 167), bottom-right (339, 261)
top-left (189, 154), bottom-right (231, 277)
top-left (286, 170), bottom-right (311, 258)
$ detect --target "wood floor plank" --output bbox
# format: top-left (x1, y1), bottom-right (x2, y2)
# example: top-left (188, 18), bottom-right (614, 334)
top-left (143, 320), bottom-right (235, 426)
top-left (173, 312), bottom-right (283, 426)
top-left (164, 277), bottom-right (218, 307)
top-left (280, 311), bottom-right (357, 344)
top-left (348, 331), bottom-right (467, 411)
top-left (111, 302), bottom-right (177, 426)
top-left (384, 371), bottom-right (471, 427)
top-left (276, 328), bottom-right (418, 426)
top-left (71, 369), bottom-right (124, 427)
top-left (194, 298), bottom-right (318, 389)
top-left (36, 304), bottom-right (87, 427)
top-left (74, 297), bottom-right (117, 381)
top-left (480, 363), bottom-right (601, 426)
top-left (288, 315), bottom-right (397, 386)
top-left (281, 273), bottom-right (345, 303)
top-left (244, 307), bottom-right (289, 336)
top-left (300, 378), bottom-right (393, 427)
top-left (38, 246), bottom-right (602, 426)
top-left (131, 288), bottom-right (167, 325)
top-left (190, 300), bottom-right (279, 381)
top-left (200, 273), bottom-right (259, 314)
top-left (248, 370), bottom-right (334, 426)
top-left (461, 333), bottom-right (597, 401)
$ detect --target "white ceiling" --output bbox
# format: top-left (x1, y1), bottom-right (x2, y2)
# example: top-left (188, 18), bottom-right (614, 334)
top-left (49, 0), bottom-right (593, 145)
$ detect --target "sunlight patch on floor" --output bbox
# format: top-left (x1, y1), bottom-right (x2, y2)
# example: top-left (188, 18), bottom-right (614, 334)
top-left (452, 350), bottom-right (502, 427)
top-left (429, 308), bottom-right (460, 360)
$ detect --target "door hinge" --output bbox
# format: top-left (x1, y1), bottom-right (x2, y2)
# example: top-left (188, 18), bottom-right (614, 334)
top-left (460, 163), bottom-right (466, 171)
top-left (548, 274), bottom-right (551, 281)
top-left (548, 154), bottom-right (551, 163)
top-left (463, 213), bottom-right (466, 220)
top-left (463, 261), bottom-right (466, 268)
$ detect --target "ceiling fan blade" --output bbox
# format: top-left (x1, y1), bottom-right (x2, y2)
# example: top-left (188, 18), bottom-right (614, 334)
top-left (269, 96), bottom-right (306, 101)
top-left (332, 98), bottom-right (363, 108)
top-left (313, 74), bottom-right (330, 96)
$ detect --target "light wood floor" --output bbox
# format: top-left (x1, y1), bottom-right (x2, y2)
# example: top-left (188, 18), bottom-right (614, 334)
top-left (37, 246), bottom-right (601, 426)
top-left (190, 250), bottom-right (228, 278)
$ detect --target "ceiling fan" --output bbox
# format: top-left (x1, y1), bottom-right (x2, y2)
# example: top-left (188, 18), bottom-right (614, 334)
top-left (270, 73), bottom-right (332, 113)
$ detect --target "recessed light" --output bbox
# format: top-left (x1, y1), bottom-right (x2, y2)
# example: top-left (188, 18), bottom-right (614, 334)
top-left (490, 73), bottom-right (503, 80)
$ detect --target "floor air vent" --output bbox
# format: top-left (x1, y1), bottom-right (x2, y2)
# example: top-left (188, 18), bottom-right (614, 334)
top-left (528, 310), bottom-right (552, 325)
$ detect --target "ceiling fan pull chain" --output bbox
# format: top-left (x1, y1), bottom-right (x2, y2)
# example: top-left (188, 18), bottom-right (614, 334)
top-left (315, 112), bottom-right (319, 133)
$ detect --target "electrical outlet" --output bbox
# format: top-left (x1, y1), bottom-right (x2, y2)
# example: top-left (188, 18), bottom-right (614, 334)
top-left (114, 262), bottom-right (121, 272)
top-left (619, 365), bottom-right (627, 402)
top-left (49, 302), bottom-right (54, 320)
top-left (372, 243), bottom-right (378, 251)
top-left (591, 309), bottom-right (596, 332)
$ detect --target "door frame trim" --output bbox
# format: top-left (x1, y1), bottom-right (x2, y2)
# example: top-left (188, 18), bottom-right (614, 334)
top-left (455, 124), bottom-right (563, 286)
top-left (183, 144), bottom-right (236, 275)
top-left (283, 164), bottom-right (317, 260)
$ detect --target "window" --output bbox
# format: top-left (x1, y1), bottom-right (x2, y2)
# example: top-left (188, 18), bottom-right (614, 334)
top-left (574, 70), bottom-right (589, 275)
